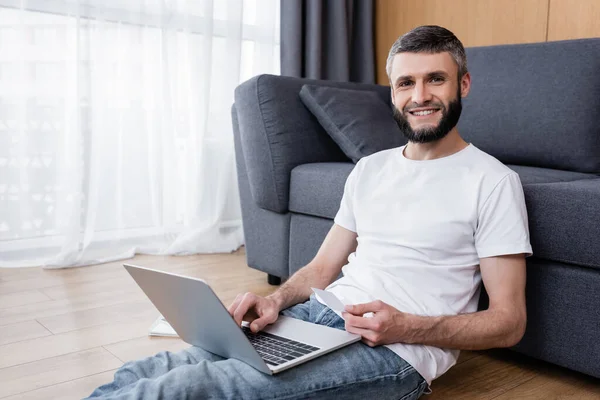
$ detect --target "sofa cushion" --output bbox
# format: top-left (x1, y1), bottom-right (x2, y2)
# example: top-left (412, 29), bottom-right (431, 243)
top-left (459, 38), bottom-right (600, 174)
top-left (299, 85), bottom-right (405, 163)
top-left (289, 162), bottom-right (597, 221)
top-left (289, 162), bottom-right (354, 219)
top-left (523, 178), bottom-right (600, 270)
top-left (290, 162), bottom-right (600, 269)
top-left (507, 165), bottom-right (598, 185)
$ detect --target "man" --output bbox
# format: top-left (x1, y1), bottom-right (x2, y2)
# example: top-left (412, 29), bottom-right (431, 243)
top-left (88, 25), bottom-right (532, 399)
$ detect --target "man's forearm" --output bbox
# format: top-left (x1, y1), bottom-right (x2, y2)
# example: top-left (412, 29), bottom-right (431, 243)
top-left (267, 263), bottom-right (334, 312)
top-left (405, 308), bottom-right (525, 350)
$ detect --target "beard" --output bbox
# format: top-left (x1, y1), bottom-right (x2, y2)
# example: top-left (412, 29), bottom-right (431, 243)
top-left (393, 90), bottom-right (462, 144)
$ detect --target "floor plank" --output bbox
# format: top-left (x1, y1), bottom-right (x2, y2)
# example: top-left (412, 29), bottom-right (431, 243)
top-left (427, 351), bottom-right (538, 399)
top-left (36, 299), bottom-right (158, 334)
top-left (0, 347), bottom-right (121, 398)
top-left (2, 370), bottom-right (117, 400)
top-left (493, 353), bottom-right (600, 400)
top-left (38, 275), bottom-right (139, 301)
top-left (0, 290), bottom-right (147, 327)
top-left (104, 336), bottom-right (191, 363)
top-left (495, 375), bottom-right (600, 399)
top-left (0, 253), bottom-right (244, 295)
top-left (0, 318), bottom-right (150, 369)
top-left (37, 259), bottom-right (239, 301)
top-left (0, 320), bottom-right (51, 346)
top-left (0, 290), bottom-right (51, 309)
top-left (456, 350), bottom-right (479, 365)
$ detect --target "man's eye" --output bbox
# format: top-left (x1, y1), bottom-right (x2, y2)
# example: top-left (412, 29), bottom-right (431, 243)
top-left (397, 81), bottom-right (412, 88)
top-left (430, 77), bottom-right (444, 83)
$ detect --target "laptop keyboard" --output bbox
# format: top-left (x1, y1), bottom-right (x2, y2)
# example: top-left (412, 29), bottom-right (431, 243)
top-left (242, 326), bottom-right (320, 366)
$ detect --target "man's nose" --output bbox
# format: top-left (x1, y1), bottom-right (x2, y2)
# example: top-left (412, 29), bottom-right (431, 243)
top-left (411, 81), bottom-right (432, 105)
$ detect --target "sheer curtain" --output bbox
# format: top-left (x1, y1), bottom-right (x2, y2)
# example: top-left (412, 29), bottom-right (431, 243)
top-left (0, 0), bottom-right (280, 268)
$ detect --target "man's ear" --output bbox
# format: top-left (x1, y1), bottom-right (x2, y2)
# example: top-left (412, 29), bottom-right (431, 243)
top-left (460, 72), bottom-right (471, 98)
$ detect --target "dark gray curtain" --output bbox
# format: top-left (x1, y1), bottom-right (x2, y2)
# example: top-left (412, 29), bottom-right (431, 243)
top-left (280, 0), bottom-right (375, 84)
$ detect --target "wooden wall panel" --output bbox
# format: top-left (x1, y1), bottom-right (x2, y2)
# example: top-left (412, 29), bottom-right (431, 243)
top-left (375, 0), bottom-right (549, 85)
top-left (547, 0), bottom-right (600, 41)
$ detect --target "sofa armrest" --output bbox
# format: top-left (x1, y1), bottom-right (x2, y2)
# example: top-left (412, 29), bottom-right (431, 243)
top-left (233, 74), bottom-right (390, 213)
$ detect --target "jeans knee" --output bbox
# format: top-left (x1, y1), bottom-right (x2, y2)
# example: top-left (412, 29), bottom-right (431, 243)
top-left (114, 361), bottom-right (145, 385)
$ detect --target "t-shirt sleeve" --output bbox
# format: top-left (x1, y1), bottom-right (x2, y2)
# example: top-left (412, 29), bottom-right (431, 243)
top-left (333, 160), bottom-right (362, 233)
top-left (475, 172), bottom-right (533, 258)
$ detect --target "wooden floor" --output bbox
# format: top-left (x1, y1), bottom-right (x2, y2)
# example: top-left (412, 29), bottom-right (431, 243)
top-left (0, 248), bottom-right (598, 399)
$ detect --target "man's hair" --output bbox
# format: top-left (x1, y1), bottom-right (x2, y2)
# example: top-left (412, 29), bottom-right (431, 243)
top-left (386, 25), bottom-right (468, 80)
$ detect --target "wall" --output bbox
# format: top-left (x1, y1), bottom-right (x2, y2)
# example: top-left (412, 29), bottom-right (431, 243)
top-left (375, 0), bottom-right (600, 84)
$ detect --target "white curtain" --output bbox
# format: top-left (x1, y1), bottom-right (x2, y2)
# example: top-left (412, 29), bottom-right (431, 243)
top-left (0, 0), bottom-right (280, 268)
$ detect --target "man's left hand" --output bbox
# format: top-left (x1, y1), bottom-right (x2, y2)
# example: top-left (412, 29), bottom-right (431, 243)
top-left (342, 300), bottom-right (414, 347)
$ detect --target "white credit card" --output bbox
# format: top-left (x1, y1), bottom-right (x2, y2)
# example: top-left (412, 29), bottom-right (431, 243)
top-left (311, 287), bottom-right (346, 313)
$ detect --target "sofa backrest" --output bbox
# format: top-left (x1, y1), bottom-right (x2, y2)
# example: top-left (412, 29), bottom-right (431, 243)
top-left (234, 39), bottom-right (600, 213)
top-left (459, 38), bottom-right (600, 174)
top-left (234, 75), bottom-right (390, 213)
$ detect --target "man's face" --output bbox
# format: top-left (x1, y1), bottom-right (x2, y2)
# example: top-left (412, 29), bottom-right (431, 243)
top-left (389, 52), bottom-right (470, 143)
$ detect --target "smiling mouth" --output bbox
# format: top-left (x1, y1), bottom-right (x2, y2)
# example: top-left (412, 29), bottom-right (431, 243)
top-left (408, 108), bottom-right (441, 117)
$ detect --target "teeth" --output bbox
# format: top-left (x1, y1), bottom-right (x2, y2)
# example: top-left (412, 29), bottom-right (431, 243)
top-left (413, 110), bottom-right (436, 116)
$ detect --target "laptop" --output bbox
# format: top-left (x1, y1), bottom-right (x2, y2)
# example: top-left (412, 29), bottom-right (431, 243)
top-left (124, 264), bottom-right (361, 374)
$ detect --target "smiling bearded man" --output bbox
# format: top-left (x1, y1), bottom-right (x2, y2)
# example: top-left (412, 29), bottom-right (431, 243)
top-left (87, 26), bottom-right (532, 400)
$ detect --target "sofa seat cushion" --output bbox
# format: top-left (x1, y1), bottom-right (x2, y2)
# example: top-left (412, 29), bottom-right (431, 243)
top-left (289, 162), bottom-right (354, 219)
top-left (524, 178), bottom-right (600, 270)
top-left (289, 163), bottom-right (598, 220)
top-left (507, 165), bottom-right (598, 185)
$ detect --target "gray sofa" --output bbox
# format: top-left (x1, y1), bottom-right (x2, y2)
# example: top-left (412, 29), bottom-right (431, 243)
top-left (231, 38), bottom-right (600, 379)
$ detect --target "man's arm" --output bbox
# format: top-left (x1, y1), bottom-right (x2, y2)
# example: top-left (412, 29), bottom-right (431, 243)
top-left (267, 224), bottom-right (358, 311)
top-left (343, 253), bottom-right (527, 350)
top-left (228, 224), bottom-right (357, 331)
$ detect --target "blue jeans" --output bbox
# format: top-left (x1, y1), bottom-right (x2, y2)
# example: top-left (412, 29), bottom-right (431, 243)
top-left (87, 295), bottom-right (427, 399)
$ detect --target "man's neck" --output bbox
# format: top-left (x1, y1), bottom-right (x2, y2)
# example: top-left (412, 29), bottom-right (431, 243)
top-left (403, 129), bottom-right (469, 161)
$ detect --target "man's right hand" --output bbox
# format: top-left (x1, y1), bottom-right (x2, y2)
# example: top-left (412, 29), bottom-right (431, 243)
top-left (227, 292), bottom-right (280, 333)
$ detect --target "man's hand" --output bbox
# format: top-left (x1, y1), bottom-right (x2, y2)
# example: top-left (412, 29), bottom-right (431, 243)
top-left (227, 292), bottom-right (280, 333)
top-left (343, 300), bottom-right (413, 347)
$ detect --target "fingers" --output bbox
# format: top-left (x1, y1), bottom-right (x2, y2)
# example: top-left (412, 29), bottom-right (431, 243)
top-left (362, 338), bottom-right (378, 347)
top-left (344, 312), bottom-right (385, 346)
top-left (342, 312), bottom-right (382, 330)
top-left (227, 294), bottom-right (243, 316)
top-left (231, 293), bottom-right (259, 327)
top-left (344, 324), bottom-right (380, 346)
top-left (344, 300), bottom-right (384, 316)
top-left (250, 313), bottom-right (278, 333)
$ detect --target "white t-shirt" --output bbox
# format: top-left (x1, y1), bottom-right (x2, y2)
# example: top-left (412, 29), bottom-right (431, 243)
top-left (324, 144), bottom-right (532, 386)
